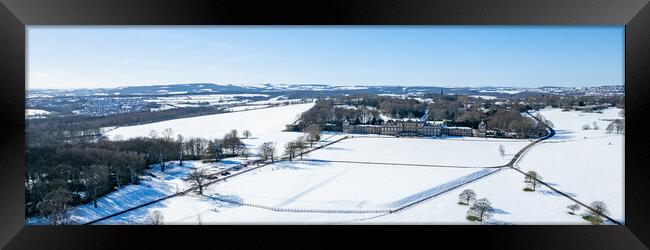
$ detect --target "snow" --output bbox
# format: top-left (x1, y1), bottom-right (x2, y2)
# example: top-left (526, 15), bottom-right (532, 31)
top-left (307, 137), bottom-right (528, 167)
top-left (516, 107), bottom-right (624, 222)
top-left (225, 105), bottom-right (270, 112)
top-left (479, 89), bottom-right (523, 95)
top-left (470, 95), bottom-right (497, 100)
top-left (148, 93), bottom-right (270, 107)
top-left (364, 107), bottom-right (624, 224)
top-left (364, 168), bottom-right (592, 224)
top-left (25, 109), bottom-right (51, 116)
top-left (203, 160), bottom-right (482, 211)
top-left (91, 159), bottom-right (491, 224)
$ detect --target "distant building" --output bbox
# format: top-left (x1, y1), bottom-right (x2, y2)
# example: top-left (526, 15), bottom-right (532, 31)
top-left (473, 120), bottom-right (487, 137)
top-left (342, 119), bottom-right (473, 137)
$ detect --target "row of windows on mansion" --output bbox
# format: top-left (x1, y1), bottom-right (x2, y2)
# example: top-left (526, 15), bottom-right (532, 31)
top-left (342, 119), bottom-right (488, 137)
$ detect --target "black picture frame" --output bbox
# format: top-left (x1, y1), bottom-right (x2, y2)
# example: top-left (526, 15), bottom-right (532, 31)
top-left (1, 0), bottom-right (649, 249)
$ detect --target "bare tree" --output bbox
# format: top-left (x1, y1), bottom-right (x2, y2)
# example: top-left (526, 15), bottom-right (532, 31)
top-left (222, 131), bottom-right (245, 156)
top-left (524, 170), bottom-right (541, 191)
top-left (284, 142), bottom-right (298, 162)
top-left (162, 128), bottom-right (174, 141)
top-left (498, 145), bottom-right (506, 159)
top-left (229, 129), bottom-right (239, 139)
top-left (606, 122), bottom-right (615, 133)
top-left (587, 201), bottom-right (609, 225)
top-left (567, 204), bottom-right (580, 215)
top-left (38, 186), bottom-right (72, 225)
top-left (294, 136), bottom-right (307, 159)
top-left (467, 198), bottom-right (494, 222)
top-left (243, 130), bottom-right (251, 139)
top-left (242, 146), bottom-right (250, 160)
top-left (458, 189), bottom-right (477, 205)
top-left (303, 124), bottom-right (322, 147)
top-left (82, 164), bottom-right (109, 208)
top-left (259, 142), bottom-right (277, 163)
top-left (615, 119), bottom-right (625, 134)
top-left (149, 129), bottom-right (159, 139)
top-left (186, 168), bottom-right (210, 195)
top-left (147, 210), bottom-right (164, 225)
top-left (176, 134), bottom-right (185, 166)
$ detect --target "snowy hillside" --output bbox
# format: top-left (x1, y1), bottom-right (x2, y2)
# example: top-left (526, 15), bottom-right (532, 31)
top-left (105, 103), bottom-right (315, 153)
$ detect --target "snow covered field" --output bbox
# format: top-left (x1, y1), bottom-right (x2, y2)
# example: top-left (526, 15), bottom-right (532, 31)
top-left (105, 103), bottom-right (315, 153)
top-left (204, 160), bottom-right (483, 210)
top-left (364, 168), bottom-right (590, 224)
top-left (96, 159), bottom-right (494, 224)
top-left (26, 109), bottom-right (51, 116)
top-left (306, 137), bottom-right (529, 167)
top-left (146, 93), bottom-right (270, 107)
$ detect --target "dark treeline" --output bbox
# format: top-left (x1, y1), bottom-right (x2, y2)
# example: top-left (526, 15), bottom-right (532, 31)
top-left (341, 95), bottom-right (427, 119)
top-left (25, 127), bottom-right (252, 223)
top-left (521, 94), bottom-right (624, 111)
top-left (26, 138), bottom-right (159, 219)
top-left (296, 100), bottom-right (383, 130)
top-left (25, 103), bottom-right (260, 223)
top-left (295, 93), bottom-right (623, 139)
top-left (27, 106), bottom-right (229, 145)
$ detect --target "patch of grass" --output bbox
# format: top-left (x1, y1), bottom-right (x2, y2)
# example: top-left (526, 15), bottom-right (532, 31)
top-left (466, 215), bottom-right (481, 222)
top-left (523, 187), bottom-right (534, 192)
top-left (582, 215), bottom-right (603, 225)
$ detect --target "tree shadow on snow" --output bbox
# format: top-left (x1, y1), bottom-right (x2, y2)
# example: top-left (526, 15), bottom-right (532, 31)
top-left (320, 146), bottom-right (353, 151)
top-left (540, 189), bottom-right (577, 198)
top-left (219, 159), bottom-right (240, 165)
top-left (274, 161), bottom-right (309, 170)
top-left (492, 207), bottom-right (510, 215)
top-left (542, 181), bottom-right (560, 187)
top-left (293, 159), bottom-right (333, 167)
top-left (205, 193), bottom-right (245, 209)
top-left (550, 130), bottom-right (574, 140)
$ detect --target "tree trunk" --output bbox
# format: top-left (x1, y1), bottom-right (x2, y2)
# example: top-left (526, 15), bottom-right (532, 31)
top-left (180, 151), bottom-right (184, 166)
top-left (160, 156), bottom-right (165, 172)
top-left (94, 199), bottom-right (97, 208)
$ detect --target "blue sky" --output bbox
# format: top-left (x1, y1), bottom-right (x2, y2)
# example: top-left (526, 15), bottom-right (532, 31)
top-left (28, 26), bottom-right (624, 89)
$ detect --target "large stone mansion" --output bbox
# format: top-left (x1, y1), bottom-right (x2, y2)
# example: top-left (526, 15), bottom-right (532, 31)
top-left (342, 119), bottom-right (483, 137)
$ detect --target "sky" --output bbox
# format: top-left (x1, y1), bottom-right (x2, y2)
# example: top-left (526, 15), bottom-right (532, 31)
top-left (27, 26), bottom-right (624, 90)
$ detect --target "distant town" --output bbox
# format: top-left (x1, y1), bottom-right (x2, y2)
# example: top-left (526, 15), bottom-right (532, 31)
top-left (26, 83), bottom-right (623, 118)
